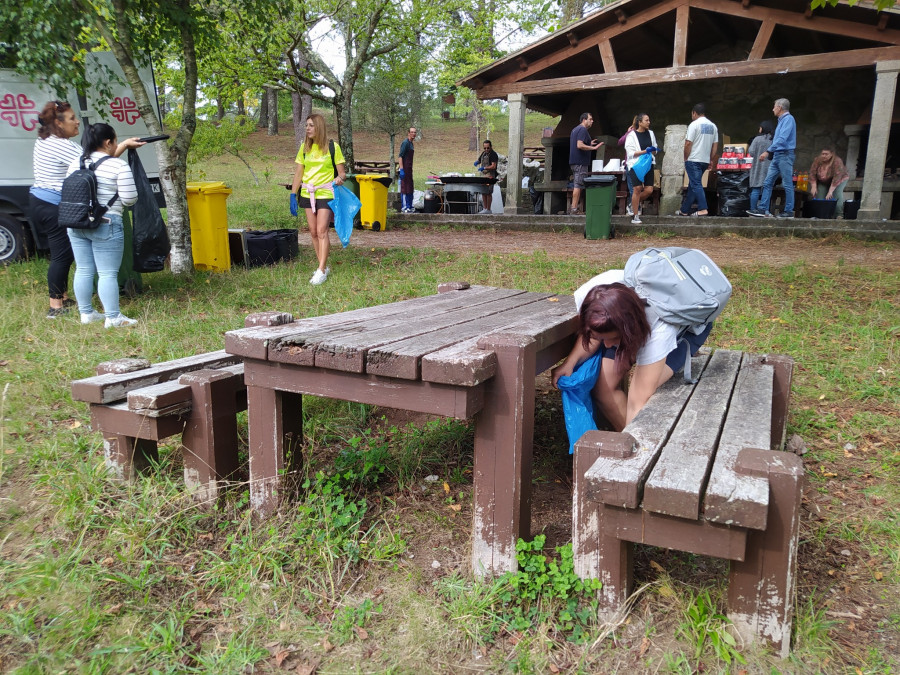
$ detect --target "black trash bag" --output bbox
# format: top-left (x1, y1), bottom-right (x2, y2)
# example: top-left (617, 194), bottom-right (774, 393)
top-left (244, 229), bottom-right (298, 266)
top-left (528, 177), bottom-right (544, 214)
top-left (716, 170), bottom-right (750, 217)
top-left (128, 150), bottom-right (170, 272)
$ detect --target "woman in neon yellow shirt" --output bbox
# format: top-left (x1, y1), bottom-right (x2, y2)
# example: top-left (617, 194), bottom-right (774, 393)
top-left (290, 113), bottom-right (347, 285)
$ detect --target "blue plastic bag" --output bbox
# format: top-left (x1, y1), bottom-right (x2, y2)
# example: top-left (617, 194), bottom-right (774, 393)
top-left (556, 352), bottom-right (602, 454)
top-left (631, 153), bottom-right (653, 182)
top-left (328, 185), bottom-right (361, 248)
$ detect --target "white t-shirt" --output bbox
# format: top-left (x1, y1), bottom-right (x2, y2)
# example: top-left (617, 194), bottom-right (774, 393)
top-left (685, 116), bottom-right (719, 163)
top-left (33, 136), bottom-right (83, 192)
top-left (573, 270), bottom-right (678, 366)
top-left (66, 152), bottom-right (138, 216)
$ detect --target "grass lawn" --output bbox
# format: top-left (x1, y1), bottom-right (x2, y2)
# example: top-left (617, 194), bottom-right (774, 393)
top-left (0, 113), bottom-right (898, 674)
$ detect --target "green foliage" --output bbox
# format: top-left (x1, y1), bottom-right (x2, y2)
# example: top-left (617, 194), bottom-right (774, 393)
top-left (330, 598), bottom-right (382, 645)
top-left (676, 590), bottom-right (746, 667)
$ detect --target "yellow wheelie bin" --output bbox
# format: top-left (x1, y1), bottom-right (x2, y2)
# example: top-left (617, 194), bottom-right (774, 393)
top-left (186, 181), bottom-right (233, 271)
top-left (356, 174), bottom-right (392, 231)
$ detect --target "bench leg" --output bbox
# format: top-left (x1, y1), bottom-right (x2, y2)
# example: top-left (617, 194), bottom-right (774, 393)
top-left (472, 334), bottom-right (536, 577)
top-left (103, 434), bottom-right (158, 480)
top-left (248, 385), bottom-right (303, 517)
top-left (180, 369), bottom-right (242, 504)
top-left (728, 449), bottom-right (805, 657)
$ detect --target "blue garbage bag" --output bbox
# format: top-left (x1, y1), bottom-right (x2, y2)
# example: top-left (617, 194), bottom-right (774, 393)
top-left (328, 185), bottom-right (361, 248)
top-left (556, 352), bottom-right (602, 454)
top-left (631, 153), bottom-right (653, 182)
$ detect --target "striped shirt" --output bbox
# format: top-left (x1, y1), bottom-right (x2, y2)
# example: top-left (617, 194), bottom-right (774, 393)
top-left (32, 135), bottom-right (82, 192)
top-left (66, 151), bottom-right (138, 216)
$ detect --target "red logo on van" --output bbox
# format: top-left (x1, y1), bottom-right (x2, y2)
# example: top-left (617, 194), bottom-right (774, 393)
top-left (0, 93), bottom-right (40, 131)
top-left (110, 96), bottom-right (140, 124)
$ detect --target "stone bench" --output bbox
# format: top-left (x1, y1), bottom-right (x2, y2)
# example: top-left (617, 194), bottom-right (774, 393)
top-left (572, 348), bottom-right (803, 657)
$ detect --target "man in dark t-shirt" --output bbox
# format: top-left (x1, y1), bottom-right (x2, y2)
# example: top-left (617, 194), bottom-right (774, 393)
top-left (569, 113), bottom-right (603, 215)
top-left (475, 139), bottom-right (499, 214)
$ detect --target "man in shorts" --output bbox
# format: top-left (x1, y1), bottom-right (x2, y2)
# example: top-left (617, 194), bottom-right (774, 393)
top-left (569, 113), bottom-right (603, 215)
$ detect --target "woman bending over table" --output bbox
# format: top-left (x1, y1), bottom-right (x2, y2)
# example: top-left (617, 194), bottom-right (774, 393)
top-left (290, 113), bottom-right (346, 285)
top-left (551, 271), bottom-right (712, 431)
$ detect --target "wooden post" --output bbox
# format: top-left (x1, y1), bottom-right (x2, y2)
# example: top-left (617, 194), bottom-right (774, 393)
top-left (180, 368), bottom-right (242, 503)
top-left (728, 448), bottom-right (805, 658)
top-left (247, 382), bottom-right (303, 517)
top-left (102, 434), bottom-right (158, 480)
top-left (471, 333), bottom-right (536, 576)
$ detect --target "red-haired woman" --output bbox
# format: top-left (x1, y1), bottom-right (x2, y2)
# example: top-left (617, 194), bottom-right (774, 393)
top-left (290, 113), bottom-right (346, 285)
top-left (551, 271), bottom-right (712, 431)
top-left (29, 101), bottom-right (82, 318)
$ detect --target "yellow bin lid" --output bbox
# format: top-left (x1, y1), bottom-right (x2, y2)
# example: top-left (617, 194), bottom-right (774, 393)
top-left (355, 174), bottom-right (389, 181)
top-left (187, 181), bottom-right (232, 195)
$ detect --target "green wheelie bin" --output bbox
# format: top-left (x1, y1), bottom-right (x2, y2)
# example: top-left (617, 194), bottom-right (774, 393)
top-left (583, 174), bottom-right (617, 240)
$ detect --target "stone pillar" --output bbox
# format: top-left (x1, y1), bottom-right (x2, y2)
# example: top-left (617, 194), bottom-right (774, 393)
top-left (859, 61), bottom-right (900, 219)
top-left (505, 93), bottom-right (527, 215)
top-left (660, 124), bottom-right (688, 217)
top-left (843, 124), bottom-right (866, 180)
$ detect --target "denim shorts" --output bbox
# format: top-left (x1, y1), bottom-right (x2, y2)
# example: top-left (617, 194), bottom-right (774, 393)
top-left (599, 322), bottom-right (714, 373)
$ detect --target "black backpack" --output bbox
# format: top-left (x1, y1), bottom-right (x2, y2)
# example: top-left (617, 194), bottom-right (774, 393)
top-left (58, 155), bottom-right (119, 229)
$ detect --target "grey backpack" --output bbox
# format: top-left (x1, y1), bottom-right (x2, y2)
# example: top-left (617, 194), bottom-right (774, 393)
top-left (624, 247), bottom-right (732, 381)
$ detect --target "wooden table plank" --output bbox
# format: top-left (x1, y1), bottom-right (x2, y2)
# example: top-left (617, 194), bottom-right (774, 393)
top-left (583, 353), bottom-right (710, 509)
top-left (314, 291), bottom-right (550, 374)
top-left (420, 297), bottom-right (577, 385)
top-left (365, 293), bottom-right (560, 379)
top-left (703, 356), bottom-right (773, 530)
top-left (642, 349), bottom-right (743, 520)
top-left (225, 286), bottom-right (519, 361)
top-left (72, 350), bottom-right (240, 405)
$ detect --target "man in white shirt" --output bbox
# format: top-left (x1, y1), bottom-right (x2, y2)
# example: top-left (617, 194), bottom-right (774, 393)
top-left (677, 103), bottom-right (718, 217)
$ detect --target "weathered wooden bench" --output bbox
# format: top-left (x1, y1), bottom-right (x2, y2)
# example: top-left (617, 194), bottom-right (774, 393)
top-left (69, 312), bottom-right (293, 501)
top-left (572, 348), bottom-right (804, 657)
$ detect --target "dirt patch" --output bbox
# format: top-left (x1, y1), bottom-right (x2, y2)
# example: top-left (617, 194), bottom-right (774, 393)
top-left (349, 227), bottom-right (898, 270)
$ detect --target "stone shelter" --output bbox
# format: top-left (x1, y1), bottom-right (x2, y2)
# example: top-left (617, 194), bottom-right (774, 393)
top-left (458, 0), bottom-right (900, 219)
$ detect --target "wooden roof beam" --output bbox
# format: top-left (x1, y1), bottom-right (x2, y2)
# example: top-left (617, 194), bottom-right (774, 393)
top-left (615, 9), bottom-right (627, 25)
top-left (567, 31), bottom-right (579, 47)
top-left (674, 4), bottom-right (689, 67)
top-left (749, 18), bottom-right (775, 60)
top-left (477, 45), bottom-right (900, 98)
top-left (599, 40), bottom-right (617, 73)
top-left (689, 0), bottom-right (900, 45)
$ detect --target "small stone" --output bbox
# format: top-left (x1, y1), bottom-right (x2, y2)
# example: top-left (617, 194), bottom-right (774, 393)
top-left (424, 475), bottom-right (439, 482)
top-left (843, 442), bottom-right (856, 452)
top-left (431, 560), bottom-right (441, 569)
top-left (840, 549), bottom-right (852, 557)
top-left (787, 434), bottom-right (808, 455)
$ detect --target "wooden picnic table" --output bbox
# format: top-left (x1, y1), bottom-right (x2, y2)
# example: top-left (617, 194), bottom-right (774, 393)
top-left (224, 283), bottom-right (578, 576)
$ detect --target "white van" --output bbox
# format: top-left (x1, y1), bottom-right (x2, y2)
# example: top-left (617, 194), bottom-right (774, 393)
top-left (0, 52), bottom-right (163, 263)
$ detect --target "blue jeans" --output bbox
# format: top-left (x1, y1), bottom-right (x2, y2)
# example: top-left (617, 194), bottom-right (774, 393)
top-left (749, 186), bottom-right (762, 212)
top-left (680, 161), bottom-right (709, 213)
top-left (758, 150), bottom-right (795, 215)
top-left (68, 213), bottom-right (125, 318)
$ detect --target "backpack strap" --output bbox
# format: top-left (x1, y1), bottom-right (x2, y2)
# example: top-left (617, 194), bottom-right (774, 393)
top-left (88, 155), bottom-right (119, 209)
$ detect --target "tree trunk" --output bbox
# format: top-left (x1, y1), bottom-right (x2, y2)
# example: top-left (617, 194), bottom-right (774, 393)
top-left (301, 94), bottom-right (312, 129)
top-left (292, 91), bottom-right (303, 153)
top-left (216, 94), bottom-right (225, 121)
top-left (267, 88), bottom-right (278, 136)
top-left (258, 89), bottom-right (268, 129)
top-left (467, 105), bottom-right (480, 151)
top-left (336, 88), bottom-right (354, 172)
top-left (236, 96), bottom-right (245, 117)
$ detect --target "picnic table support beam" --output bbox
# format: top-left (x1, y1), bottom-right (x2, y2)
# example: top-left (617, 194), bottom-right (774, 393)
top-left (248, 385), bottom-right (304, 516)
top-left (102, 434), bottom-right (158, 480)
top-left (472, 333), bottom-right (536, 577)
top-left (728, 448), bottom-right (805, 658)
top-left (180, 368), bottom-right (244, 503)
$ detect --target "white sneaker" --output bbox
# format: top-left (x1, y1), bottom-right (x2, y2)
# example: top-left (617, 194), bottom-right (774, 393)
top-left (80, 311), bottom-right (105, 324)
top-left (626, 205), bottom-right (634, 216)
top-left (105, 314), bottom-right (138, 329)
top-left (631, 216), bottom-right (642, 224)
top-left (477, 208), bottom-right (491, 215)
top-left (310, 269), bottom-right (327, 285)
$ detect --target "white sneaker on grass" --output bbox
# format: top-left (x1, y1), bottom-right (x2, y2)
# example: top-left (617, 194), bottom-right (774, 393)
top-left (80, 311), bottom-right (105, 324)
top-left (310, 269), bottom-right (327, 285)
top-left (105, 314), bottom-right (138, 329)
